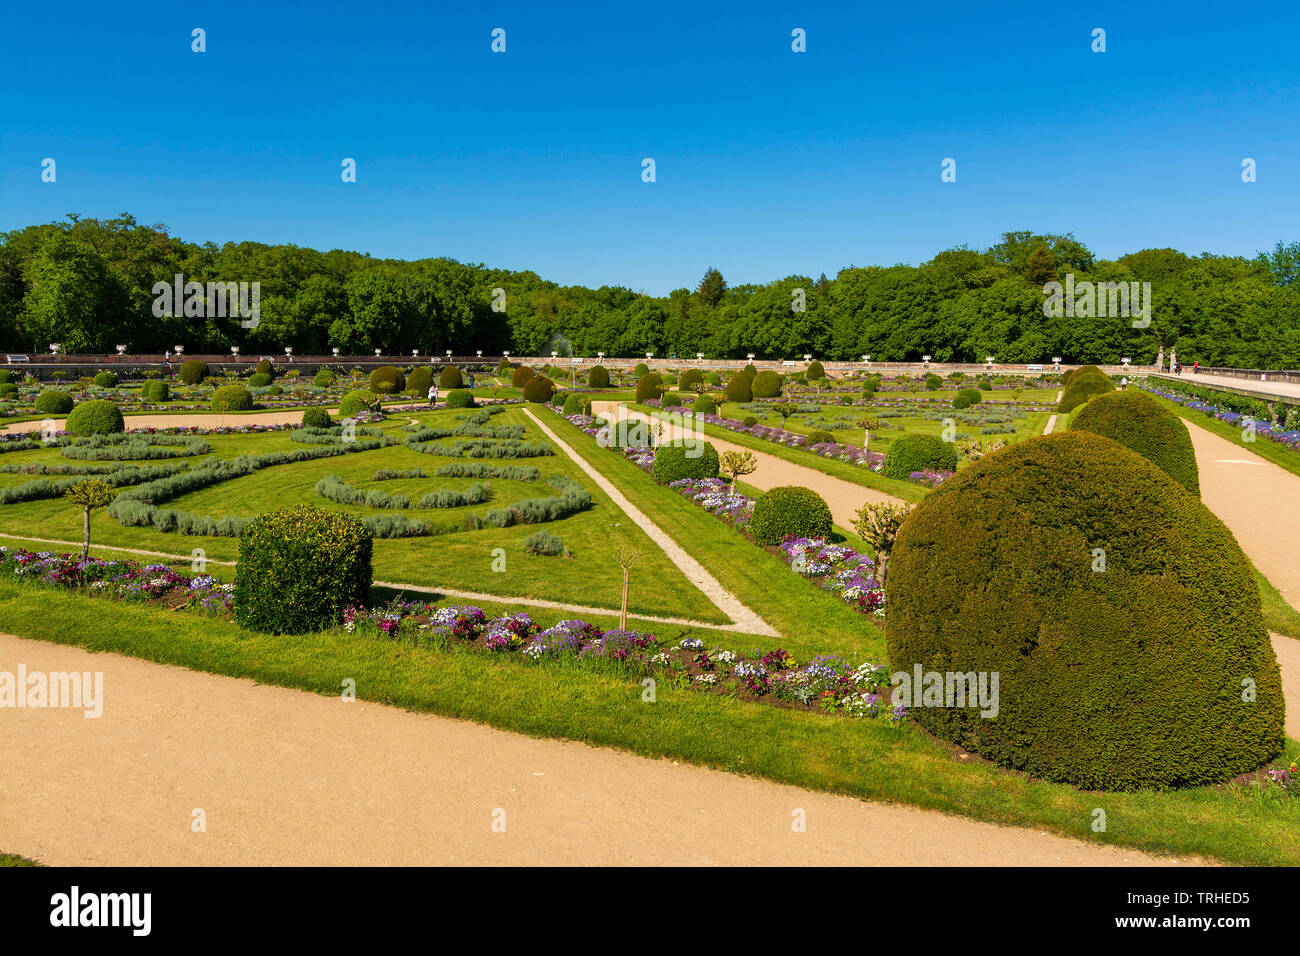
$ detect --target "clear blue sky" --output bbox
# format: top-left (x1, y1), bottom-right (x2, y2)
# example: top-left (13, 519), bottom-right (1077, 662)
top-left (2, 0), bottom-right (1297, 295)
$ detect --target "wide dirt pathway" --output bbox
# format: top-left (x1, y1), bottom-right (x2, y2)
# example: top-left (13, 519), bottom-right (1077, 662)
top-left (0, 635), bottom-right (1194, 866)
top-left (589, 402), bottom-right (904, 529)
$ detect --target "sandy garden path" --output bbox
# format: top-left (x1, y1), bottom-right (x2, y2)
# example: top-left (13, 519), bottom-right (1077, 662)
top-left (1, 409), bottom-right (336, 435)
top-left (589, 402), bottom-right (904, 530)
top-left (0, 634), bottom-right (1195, 867)
top-left (523, 408), bottom-right (775, 636)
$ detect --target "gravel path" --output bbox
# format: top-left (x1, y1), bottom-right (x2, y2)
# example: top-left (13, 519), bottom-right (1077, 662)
top-left (0, 634), bottom-right (1195, 866)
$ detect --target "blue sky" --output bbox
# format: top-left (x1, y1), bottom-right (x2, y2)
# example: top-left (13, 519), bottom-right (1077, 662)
top-left (2, 0), bottom-right (1298, 294)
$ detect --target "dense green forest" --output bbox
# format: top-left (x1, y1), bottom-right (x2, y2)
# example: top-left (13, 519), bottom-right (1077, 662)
top-left (2, 214), bottom-right (1298, 366)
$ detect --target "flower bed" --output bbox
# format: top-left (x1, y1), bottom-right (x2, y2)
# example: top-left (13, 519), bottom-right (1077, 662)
top-left (1141, 384), bottom-right (1300, 451)
top-left (0, 547), bottom-right (233, 613)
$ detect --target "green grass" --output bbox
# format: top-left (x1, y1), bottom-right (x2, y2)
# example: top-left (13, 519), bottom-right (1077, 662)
top-left (0, 853), bottom-right (41, 867)
top-left (2, 580), bottom-right (1295, 866)
top-left (1149, 392), bottom-right (1300, 481)
top-left (1257, 566), bottom-right (1300, 640)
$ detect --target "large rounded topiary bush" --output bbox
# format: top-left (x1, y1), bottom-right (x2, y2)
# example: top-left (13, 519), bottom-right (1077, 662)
top-left (752, 369), bottom-right (783, 398)
top-left (339, 388), bottom-right (379, 418)
top-left (885, 431), bottom-right (1284, 790)
top-left (34, 390), bottom-right (74, 414)
top-left (65, 399), bottom-right (125, 436)
top-left (724, 371), bottom-right (753, 403)
top-left (633, 362), bottom-right (649, 378)
top-left (678, 368), bottom-right (703, 391)
top-left (92, 371), bottom-right (118, 388)
top-left (652, 440), bottom-right (720, 484)
top-left (302, 407), bottom-right (332, 428)
top-left (1057, 371), bottom-right (1114, 413)
top-left (750, 486), bottom-right (833, 545)
top-left (952, 387), bottom-right (981, 410)
top-left (635, 373), bottom-right (663, 403)
top-left (1069, 389), bottom-right (1200, 496)
top-left (438, 365), bottom-right (463, 389)
top-left (178, 359), bottom-right (208, 384)
top-left (405, 366), bottom-right (433, 396)
top-left (235, 505), bottom-right (373, 634)
top-left (511, 365), bottom-right (536, 388)
top-left (248, 372), bottom-right (273, 388)
top-left (255, 358), bottom-right (274, 377)
top-left (587, 365), bottom-right (610, 388)
top-left (140, 380), bottom-right (170, 402)
top-left (368, 366), bottom-right (406, 394)
top-left (446, 388), bottom-right (475, 408)
top-left (692, 394), bottom-right (716, 415)
top-left (211, 383), bottom-right (254, 412)
top-left (806, 360), bottom-right (825, 380)
top-left (561, 393), bottom-right (589, 416)
top-left (883, 433), bottom-right (959, 479)
top-left (522, 376), bottom-right (555, 403)
top-left (312, 369), bottom-right (337, 387)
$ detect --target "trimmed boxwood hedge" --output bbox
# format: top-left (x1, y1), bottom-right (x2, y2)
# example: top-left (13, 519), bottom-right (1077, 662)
top-left (651, 440), bottom-right (719, 484)
top-left (438, 365), bottom-right (463, 389)
top-left (339, 389), bottom-right (379, 418)
top-left (34, 390), bottom-right (74, 414)
top-left (313, 369), bottom-right (336, 387)
top-left (369, 366), bottom-right (406, 394)
top-left (678, 368), bottom-right (703, 390)
top-left (806, 429), bottom-right (834, 446)
top-left (692, 394), bottom-right (717, 415)
top-left (140, 380), bottom-right (170, 402)
top-left (952, 387), bottom-right (981, 409)
top-left (234, 505), bottom-right (373, 634)
top-left (1069, 390), bottom-right (1200, 496)
top-left (522, 376), bottom-right (555, 403)
top-left (724, 371), bottom-right (753, 403)
top-left (752, 369), bottom-right (783, 398)
top-left (248, 372), bottom-right (273, 388)
top-left (302, 407), bottom-right (332, 428)
top-left (255, 359), bottom-right (274, 376)
top-left (750, 486), bottom-right (833, 545)
top-left (511, 365), bottom-right (536, 388)
top-left (562, 393), bottom-right (590, 416)
top-left (883, 433), bottom-right (959, 479)
top-left (211, 383), bottom-right (254, 412)
top-left (178, 359), bottom-right (208, 384)
top-left (635, 373), bottom-right (663, 403)
top-left (446, 388), bottom-right (475, 408)
top-left (587, 365), bottom-right (610, 388)
top-left (92, 371), bottom-right (118, 388)
top-left (65, 400), bottom-right (125, 436)
top-left (885, 430), bottom-right (1284, 790)
top-left (1057, 371), bottom-right (1114, 413)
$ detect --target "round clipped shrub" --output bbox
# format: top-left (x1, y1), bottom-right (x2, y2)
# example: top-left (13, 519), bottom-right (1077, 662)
top-left (511, 365), bottom-right (536, 388)
top-left (0, 383), bottom-right (17, 398)
top-left (368, 365), bottom-right (406, 394)
top-left (211, 383), bottom-right (254, 412)
top-left (652, 440), bottom-right (720, 484)
top-left (806, 429), bottom-right (835, 445)
top-left (248, 372), bottom-right (273, 388)
top-left (178, 359), bottom-right (208, 384)
top-left (587, 365), bottom-right (610, 388)
top-left (885, 431), bottom-right (1284, 790)
top-left (633, 362), bottom-right (650, 378)
top-left (952, 387), bottom-right (981, 410)
top-left (65, 399), bottom-right (125, 436)
top-left (724, 372), bottom-right (753, 403)
top-left (661, 373), bottom-right (677, 386)
top-left (884, 433), bottom-right (959, 478)
top-left (750, 486), bottom-right (833, 545)
top-left (34, 390), bottom-right (74, 414)
top-left (522, 376), bottom-right (555, 403)
top-left (302, 407), bottom-right (332, 428)
top-left (140, 380), bottom-right (170, 402)
top-left (635, 373), bottom-right (664, 403)
top-left (235, 506), bottom-right (373, 634)
top-left (255, 358), bottom-right (274, 377)
top-left (562, 393), bottom-right (590, 416)
top-left (752, 369), bottom-right (783, 398)
top-left (405, 366), bottom-right (433, 396)
top-left (806, 360), bottom-right (825, 380)
top-left (446, 388), bottom-right (475, 408)
top-left (692, 394), bottom-right (717, 415)
top-left (704, 371), bottom-right (721, 385)
top-left (742, 415), bottom-right (758, 427)
top-left (924, 373), bottom-right (943, 391)
top-left (313, 369), bottom-right (336, 387)
top-left (661, 393), bottom-right (683, 407)
top-left (339, 388), bottom-right (379, 418)
top-left (1069, 390), bottom-right (1200, 496)
top-left (1057, 371), bottom-right (1114, 413)
top-left (678, 368), bottom-right (703, 391)
top-left (267, 385), bottom-right (283, 396)
top-left (439, 365), bottom-right (464, 389)
top-left (92, 371), bottom-right (118, 388)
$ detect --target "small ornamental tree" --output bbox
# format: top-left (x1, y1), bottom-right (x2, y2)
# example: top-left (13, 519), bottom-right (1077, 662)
top-left (771, 402), bottom-right (798, 426)
top-left (719, 449), bottom-right (757, 481)
top-left (64, 478), bottom-right (117, 560)
top-left (850, 501), bottom-right (912, 585)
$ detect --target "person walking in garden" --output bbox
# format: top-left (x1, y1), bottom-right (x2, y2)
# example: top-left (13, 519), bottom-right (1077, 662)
top-left (428, 383), bottom-right (438, 408)
top-left (1120, 376), bottom-right (1128, 390)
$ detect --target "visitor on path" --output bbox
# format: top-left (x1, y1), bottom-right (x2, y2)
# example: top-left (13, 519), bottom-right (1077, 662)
top-left (1120, 376), bottom-right (1128, 390)
top-left (428, 384), bottom-right (438, 408)
top-left (1193, 362), bottom-right (1199, 374)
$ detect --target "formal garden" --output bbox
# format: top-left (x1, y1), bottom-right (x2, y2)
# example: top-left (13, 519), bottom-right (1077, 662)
top-left (1, 357), bottom-right (1297, 865)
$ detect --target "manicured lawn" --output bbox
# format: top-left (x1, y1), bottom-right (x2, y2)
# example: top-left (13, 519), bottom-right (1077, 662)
top-left (0, 853), bottom-right (41, 867)
top-left (2, 580), bottom-right (1294, 866)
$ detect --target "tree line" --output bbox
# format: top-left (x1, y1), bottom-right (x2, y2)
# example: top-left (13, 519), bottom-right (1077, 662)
top-left (2, 214), bottom-right (1298, 368)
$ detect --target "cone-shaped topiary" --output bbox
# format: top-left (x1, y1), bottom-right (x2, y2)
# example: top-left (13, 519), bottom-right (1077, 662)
top-left (211, 383), bottom-right (254, 411)
top-left (652, 440), bottom-right (720, 484)
top-left (522, 376), bottom-right (555, 403)
top-left (1069, 389), bottom-right (1200, 496)
top-left (235, 505), bottom-right (373, 634)
top-left (368, 366), bottom-right (405, 394)
top-left (635, 373), bottom-right (663, 403)
top-left (511, 365), bottom-right (536, 388)
top-left (724, 371), bottom-right (752, 403)
top-left (34, 390), bottom-right (74, 414)
top-left (65, 399), bottom-right (125, 436)
top-left (750, 486), bottom-right (833, 545)
top-left (885, 431), bottom-right (1284, 790)
top-left (438, 365), bottom-right (463, 389)
top-left (255, 358), bottom-right (274, 377)
top-left (587, 365), bottom-right (610, 388)
top-left (1057, 371), bottom-right (1114, 412)
top-left (405, 367), bottom-right (432, 395)
top-left (883, 433), bottom-right (959, 479)
top-left (753, 369), bottom-right (783, 398)
top-left (806, 360), bottom-right (825, 380)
